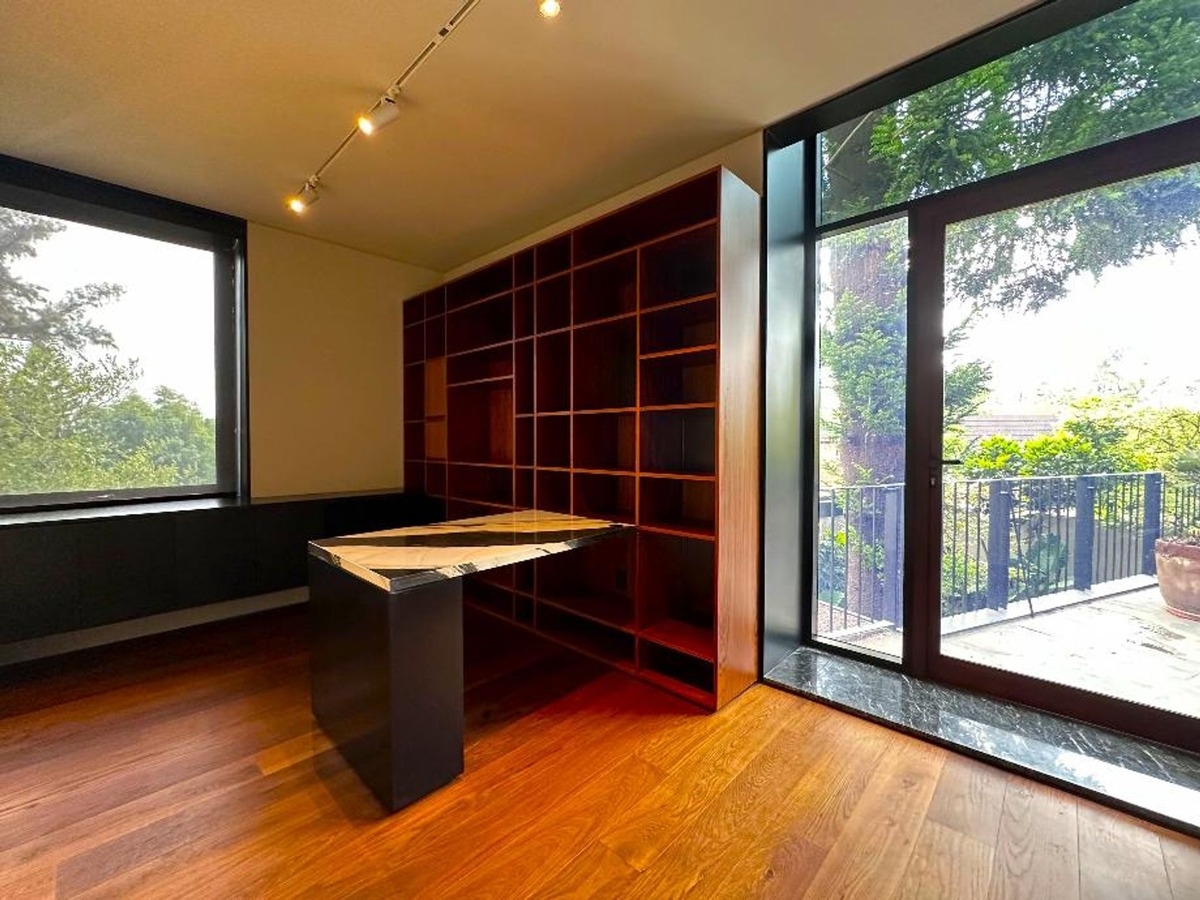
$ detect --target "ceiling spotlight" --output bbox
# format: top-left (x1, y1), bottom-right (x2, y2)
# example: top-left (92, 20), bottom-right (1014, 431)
top-left (286, 181), bottom-right (320, 215)
top-left (357, 96), bottom-right (401, 136)
top-left (538, 0), bottom-right (561, 18)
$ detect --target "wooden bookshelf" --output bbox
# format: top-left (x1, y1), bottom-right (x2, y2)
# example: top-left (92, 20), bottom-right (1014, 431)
top-left (401, 167), bottom-right (760, 710)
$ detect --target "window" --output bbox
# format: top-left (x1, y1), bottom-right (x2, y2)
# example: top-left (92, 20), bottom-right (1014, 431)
top-left (0, 156), bottom-right (245, 509)
top-left (764, 0), bottom-right (1200, 747)
top-left (819, 0), bottom-right (1200, 225)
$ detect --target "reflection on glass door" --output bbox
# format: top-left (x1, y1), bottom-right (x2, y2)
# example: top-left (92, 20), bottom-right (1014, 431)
top-left (813, 217), bottom-right (907, 659)
top-left (937, 162), bottom-right (1200, 722)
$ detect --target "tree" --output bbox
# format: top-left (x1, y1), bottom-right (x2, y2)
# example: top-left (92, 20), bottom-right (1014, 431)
top-left (822, 0), bottom-right (1200, 479)
top-left (0, 208), bottom-right (123, 353)
top-left (816, 0), bottom-right (1200, 620)
top-left (0, 208), bottom-right (217, 495)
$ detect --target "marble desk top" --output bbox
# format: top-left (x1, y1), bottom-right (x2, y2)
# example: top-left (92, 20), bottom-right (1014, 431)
top-left (308, 509), bottom-right (630, 593)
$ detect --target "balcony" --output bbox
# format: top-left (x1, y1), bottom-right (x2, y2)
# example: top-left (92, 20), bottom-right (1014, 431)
top-left (817, 472), bottom-right (1200, 719)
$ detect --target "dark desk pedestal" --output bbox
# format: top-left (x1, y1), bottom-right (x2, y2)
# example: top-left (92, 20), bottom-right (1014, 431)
top-left (309, 558), bottom-right (464, 812)
top-left (306, 509), bottom-right (628, 812)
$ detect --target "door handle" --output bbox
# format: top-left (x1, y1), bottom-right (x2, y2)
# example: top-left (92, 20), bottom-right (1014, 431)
top-left (930, 460), bottom-right (962, 486)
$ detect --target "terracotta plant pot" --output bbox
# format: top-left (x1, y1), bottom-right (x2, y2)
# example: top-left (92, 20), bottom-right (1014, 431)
top-left (1155, 538), bottom-right (1200, 621)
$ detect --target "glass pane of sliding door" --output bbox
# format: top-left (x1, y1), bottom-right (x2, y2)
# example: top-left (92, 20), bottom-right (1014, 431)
top-left (936, 162), bottom-right (1200, 722)
top-left (813, 217), bottom-right (907, 659)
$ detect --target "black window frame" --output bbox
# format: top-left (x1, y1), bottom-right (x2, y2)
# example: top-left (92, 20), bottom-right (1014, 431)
top-left (760, 0), bottom-right (1179, 675)
top-left (0, 153), bottom-right (248, 513)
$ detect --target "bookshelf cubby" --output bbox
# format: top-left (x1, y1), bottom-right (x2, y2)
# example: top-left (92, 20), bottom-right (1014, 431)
top-left (448, 462), bottom-right (513, 507)
top-left (573, 251), bottom-right (637, 325)
top-left (536, 535), bottom-right (634, 628)
top-left (403, 322), bottom-right (424, 363)
top-left (641, 408), bottom-right (716, 475)
top-left (515, 416), bottom-right (533, 466)
top-left (573, 472), bottom-right (636, 524)
top-left (426, 461), bottom-right (446, 497)
top-left (573, 412), bottom-right (635, 472)
top-left (641, 223), bottom-right (719, 309)
top-left (536, 604), bottom-right (636, 670)
top-left (425, 421), bottom-right (447, 461)
top-left (536, 469), bottom-right (571, 514)
top-left (404, 422), bottom-right (425, 462)
top-left (640, 476), bottom-right (715, 538)
top-left (447, 292), bottom-right (512, 354)
top-left (514, 339), bottom-right (534, 415)
top-left (515, 467), bottom-right (534, 508)
top-left (535, 333), bottom-right (570, 412)
top-left (446, 259), bottom-right (511, 311)
top-left (404, 460), bottom-right (425, 493)
top-left (535, 415), bottom-right (571, 469)
top-left (447, 382), bottom-right (513, 464)
top-left (426, 314), bottom-right (446, 357)
top-left (463, 576), bottom-right (514, 620)
top-left (641, 296), bottom-right (717, 355)
top-left (448, 344), bottom-right (512, 385)
top-left (640, 347), bottom-right (717, 407)
top-left (536, 234), bottom-right (571, 278)
top-left (573, 318), bottom-right (636, 411)
top-left (536, 274), bottom-right (571, 333)
top-left (515, 248), bottom-right (535, 286)
top-left (404, 365), bottom-right (425, 419)
top-left (401, 167), bottom-right (759, 710)
top-left (515, 286), bottom-right (534, 339)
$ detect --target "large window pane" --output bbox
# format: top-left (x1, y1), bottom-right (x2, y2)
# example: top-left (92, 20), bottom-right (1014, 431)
top-left (820, 0), bottom-right (1200, 224)
top-left (0, 205), bottom-right (217, 503)
top-left (939, 162), bottom-right (1200, 720)
top-left (814, 217), bottom-right (907, 658)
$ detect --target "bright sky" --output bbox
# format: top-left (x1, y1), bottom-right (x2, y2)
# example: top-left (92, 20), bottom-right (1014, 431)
top-left (8, 214), bottom-right (216, 416)
top-left (951, 240), bottom-right (1200, 414)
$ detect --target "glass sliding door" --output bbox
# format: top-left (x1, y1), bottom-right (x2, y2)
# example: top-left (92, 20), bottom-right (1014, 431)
top-left (913, 141), bottom-right (1200, 747)
top-left (812, 217), bottom-right (907, 659)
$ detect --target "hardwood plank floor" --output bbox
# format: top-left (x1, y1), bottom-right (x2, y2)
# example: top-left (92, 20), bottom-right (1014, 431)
top-left (1, 607), bottom-right (1197, 899)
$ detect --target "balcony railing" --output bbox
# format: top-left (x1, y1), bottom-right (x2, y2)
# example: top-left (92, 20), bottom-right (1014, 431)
top-left (815, 472), bottom-right (1200, 637)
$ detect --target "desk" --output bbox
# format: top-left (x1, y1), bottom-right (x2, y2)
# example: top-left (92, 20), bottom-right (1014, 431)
top-left (307, 509), bottom-right (628, 812)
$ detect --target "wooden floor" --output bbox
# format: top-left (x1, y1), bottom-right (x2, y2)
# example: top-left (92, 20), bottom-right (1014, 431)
top-left (2, 608), bottom-right (1198, 899)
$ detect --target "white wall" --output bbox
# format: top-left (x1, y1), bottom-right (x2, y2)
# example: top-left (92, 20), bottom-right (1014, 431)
top-left (247, 224), bottom-right (440, 497)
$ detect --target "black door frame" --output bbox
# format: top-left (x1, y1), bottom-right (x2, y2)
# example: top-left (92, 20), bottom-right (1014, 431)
top-left (903, 115), bottom-right (1200, 752)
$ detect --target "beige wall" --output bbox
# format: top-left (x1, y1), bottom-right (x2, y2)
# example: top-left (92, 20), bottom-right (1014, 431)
top-left (442, 132), bottom-right (763, 281)
top-left (247, 224), bottom-right (439, 498)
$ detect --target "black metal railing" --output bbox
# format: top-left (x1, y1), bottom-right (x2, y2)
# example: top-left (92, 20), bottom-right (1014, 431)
top-left (815, 472), bottom-right (1200, 636)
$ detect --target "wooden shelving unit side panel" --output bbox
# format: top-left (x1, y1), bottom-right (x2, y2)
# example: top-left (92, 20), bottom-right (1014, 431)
top-left (714, 168), bottom-right (761, 709)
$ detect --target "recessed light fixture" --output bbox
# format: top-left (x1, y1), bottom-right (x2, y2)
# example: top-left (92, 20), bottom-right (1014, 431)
top-left (538, 0), bottom-right (561, 18)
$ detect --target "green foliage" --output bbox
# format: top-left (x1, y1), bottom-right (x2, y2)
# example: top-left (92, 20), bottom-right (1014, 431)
top-left (822, 285), bottom-right (906, 440)
top-left (820, 220), bottom-right (991, 485)
top-left (820, 0), bottom-right (1200, 497)
top-left (1011, 531), bottom-right (1068, 602)
top-left (961, 416), bottom-right (1144, 479)
top-left (0, 208), bottom-right (121, 352)
top-left (825, 0), bottom-right (1200, 227)
top-left (1174, 448), bottom-right (1200, 481)
top-left (940, 544), bottom-right (989, 614)
top-left (0, 208), bottom-right (216, 498)
top-left (816, 528), bottom-right (849, 607)
top-left (0, 343), bottom-right (215, 495)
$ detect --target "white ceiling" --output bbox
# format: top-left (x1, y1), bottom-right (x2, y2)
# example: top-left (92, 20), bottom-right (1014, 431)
top-left (0, 0), bottom-right (1031, 272)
